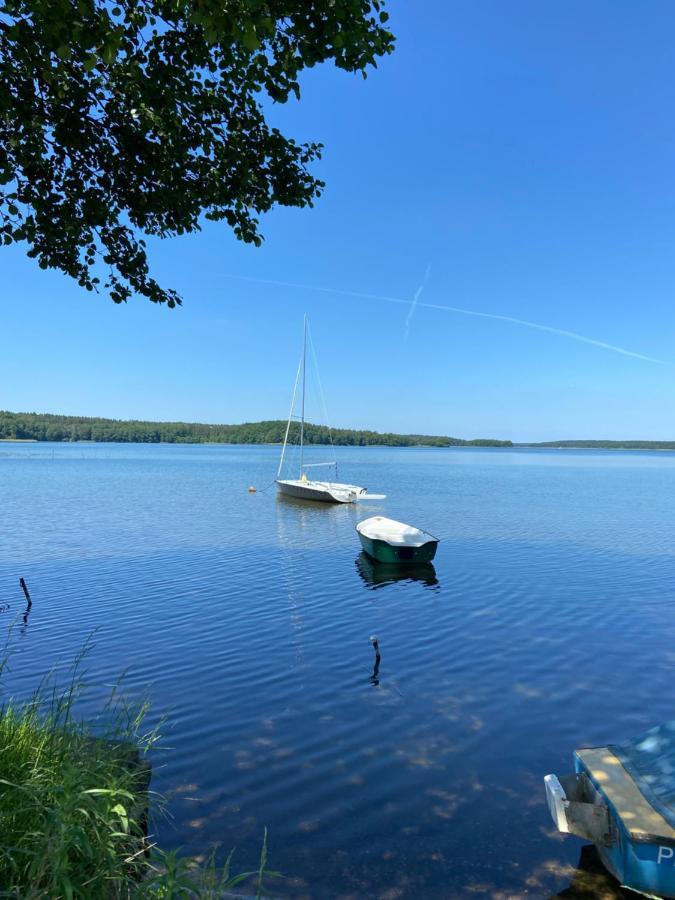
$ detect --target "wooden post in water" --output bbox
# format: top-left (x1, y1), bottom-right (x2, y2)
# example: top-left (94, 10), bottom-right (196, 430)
top-left (19, 577), bottom-right (32, 606)
top-left (369, 634), bottom-right (381, 684)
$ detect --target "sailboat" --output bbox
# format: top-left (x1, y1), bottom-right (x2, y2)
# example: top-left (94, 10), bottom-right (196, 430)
top-left (276, 317), bottom-right (386, 504)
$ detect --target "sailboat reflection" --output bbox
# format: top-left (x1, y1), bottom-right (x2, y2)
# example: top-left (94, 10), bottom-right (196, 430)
top-left (276, 491), bottom-right (342, 512)
top-left (355, 552), bottom-right (439, 589)
top-left (551, 845), bottom-right (631, 899)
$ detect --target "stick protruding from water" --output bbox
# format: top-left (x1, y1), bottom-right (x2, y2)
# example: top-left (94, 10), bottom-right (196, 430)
top-left (19, 578), bottom-right (31, 605)
top-left (369, 635), bottom-right (381, 685)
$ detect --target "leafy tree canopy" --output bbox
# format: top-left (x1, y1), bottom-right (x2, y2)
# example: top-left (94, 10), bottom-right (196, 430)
top-left (0, 1), bottom-right (394, 305)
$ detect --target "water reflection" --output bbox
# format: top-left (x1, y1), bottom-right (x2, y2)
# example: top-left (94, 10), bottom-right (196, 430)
top-left (275, 491), bottom-right (353, 544)
top-left (5, 443), bottom-right (675, 898)
top-left (355, 551), bottom-right (439, 589)
top-left (275, 491), bottom-right (341, 512)
top-left (551, 845), bottom-right (631, 899)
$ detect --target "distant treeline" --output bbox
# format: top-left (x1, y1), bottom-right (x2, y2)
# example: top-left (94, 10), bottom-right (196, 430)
top-left (0, 411), bottom-right (513, 448)
top-left (521, 440), bottom-right (675, 450)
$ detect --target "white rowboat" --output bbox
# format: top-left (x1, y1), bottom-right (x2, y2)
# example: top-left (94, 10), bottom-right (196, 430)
top-left (356, 516), bottom-right (439, 563)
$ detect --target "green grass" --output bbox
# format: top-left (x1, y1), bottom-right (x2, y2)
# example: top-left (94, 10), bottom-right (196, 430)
top-left (0, 643), bottom-right (280, 898)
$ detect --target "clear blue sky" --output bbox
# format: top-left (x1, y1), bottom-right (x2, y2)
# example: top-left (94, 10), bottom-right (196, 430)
top-left (3, 0), bottom-right (675, 441)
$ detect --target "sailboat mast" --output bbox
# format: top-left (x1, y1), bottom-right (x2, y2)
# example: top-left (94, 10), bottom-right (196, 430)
top-left (277, 354), bottom-right (302, 479)
top-left (300, 314), bottom-right (307, 474)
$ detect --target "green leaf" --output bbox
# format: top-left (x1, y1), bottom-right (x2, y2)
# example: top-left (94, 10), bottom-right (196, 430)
top-left (112, 802), bottom-right (129, 833)
top-left (242, 24), bottom-right (259, 51)
top-left (101, 43), bottom-right (116, 65)
top-left (60, 875), bottom-right (73, 900)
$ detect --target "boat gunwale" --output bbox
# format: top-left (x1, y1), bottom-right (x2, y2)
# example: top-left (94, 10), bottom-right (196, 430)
top-left (576, 747), bottom-right (675, 846)
top-left (355, 516), bottom-right (439, 547)
top-left (277, 478), bottom-right (365, 493)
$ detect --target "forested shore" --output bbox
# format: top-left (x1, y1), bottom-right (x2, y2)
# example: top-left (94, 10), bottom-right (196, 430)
top-left (3, 413), bottom-right (672, 450)
top-left (0, 411), bottom-right (512, 447)
top-left (521, 439), bottom-right (675, 450)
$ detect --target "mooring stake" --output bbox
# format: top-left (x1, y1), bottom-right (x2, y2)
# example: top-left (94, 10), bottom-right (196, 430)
top-left (19, 578), bottom-right (32, 606)
top-left (369, 634), bottom-right (381, 685)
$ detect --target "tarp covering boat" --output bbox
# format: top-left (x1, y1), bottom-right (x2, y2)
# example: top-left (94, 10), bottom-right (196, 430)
top-left (356, 517), bottom-right (437, 547)
top-left (610, 721), bottom-right (675, 832)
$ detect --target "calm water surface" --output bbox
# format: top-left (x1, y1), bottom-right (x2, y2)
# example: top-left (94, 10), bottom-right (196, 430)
top-left (2, 443), bottom-right (675, 898)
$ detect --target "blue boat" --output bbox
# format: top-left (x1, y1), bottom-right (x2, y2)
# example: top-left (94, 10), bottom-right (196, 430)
top-left (546, 722), bottom-right (675, 898)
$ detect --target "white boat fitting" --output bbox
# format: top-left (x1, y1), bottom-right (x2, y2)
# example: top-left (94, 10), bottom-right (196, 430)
top-left (275, 317), bottom-right (386, 505)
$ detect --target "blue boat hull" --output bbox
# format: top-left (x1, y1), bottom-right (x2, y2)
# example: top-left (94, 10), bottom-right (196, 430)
top-left (575, 752), bottom-right (675, 898)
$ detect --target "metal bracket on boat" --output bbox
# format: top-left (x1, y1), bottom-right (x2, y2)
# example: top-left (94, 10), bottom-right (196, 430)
top-left (545, 773), bottom-right (615, 847)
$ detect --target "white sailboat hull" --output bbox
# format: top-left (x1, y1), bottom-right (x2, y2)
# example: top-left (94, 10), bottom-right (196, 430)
top-left (276, 479), bottom-right (372, 504)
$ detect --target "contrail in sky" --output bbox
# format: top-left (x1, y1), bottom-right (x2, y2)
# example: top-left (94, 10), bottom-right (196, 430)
top-left (223, 273), bottom-right (665, 364)
top-left (404, 263), bottom-right (432, 342)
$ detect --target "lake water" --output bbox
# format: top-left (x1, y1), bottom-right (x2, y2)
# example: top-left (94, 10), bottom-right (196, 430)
top-left (2, 442), bottom-right (675, 898)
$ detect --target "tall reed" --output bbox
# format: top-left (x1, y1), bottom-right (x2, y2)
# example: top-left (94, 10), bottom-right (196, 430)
top-left (0, 639), bottom-right (280, 898)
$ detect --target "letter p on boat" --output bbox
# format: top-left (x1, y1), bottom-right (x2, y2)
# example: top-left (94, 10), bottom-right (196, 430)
top-left (657, 846), bottom-right (674, 865)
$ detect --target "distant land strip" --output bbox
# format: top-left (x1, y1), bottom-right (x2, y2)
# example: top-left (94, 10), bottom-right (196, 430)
top-left (518, 440), bottom-right (675, 450)
top-left (2, 413), bottom-right (674, 450)
top-left (0, 411), bottom-right (511, 448)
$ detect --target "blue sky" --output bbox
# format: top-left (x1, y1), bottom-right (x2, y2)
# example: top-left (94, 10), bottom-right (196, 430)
top-left (3, 0), bottom-right (675, 441)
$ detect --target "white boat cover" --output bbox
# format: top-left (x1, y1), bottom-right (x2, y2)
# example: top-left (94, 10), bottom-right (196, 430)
top-left (356, 516), bottom-right (437, 547)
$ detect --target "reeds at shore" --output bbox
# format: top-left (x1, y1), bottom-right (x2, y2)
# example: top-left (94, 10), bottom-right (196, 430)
top-left (0, 639), bottom-right (280, 898)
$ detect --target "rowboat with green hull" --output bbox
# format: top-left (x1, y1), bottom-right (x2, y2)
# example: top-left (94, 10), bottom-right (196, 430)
top-left (356, 516), bottom-right (439, 564)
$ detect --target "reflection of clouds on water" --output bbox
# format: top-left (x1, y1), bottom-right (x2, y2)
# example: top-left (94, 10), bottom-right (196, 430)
top-left (513, 682), bottom-right (544, 699)
top-left (436, 845), bottom-right (630, 900)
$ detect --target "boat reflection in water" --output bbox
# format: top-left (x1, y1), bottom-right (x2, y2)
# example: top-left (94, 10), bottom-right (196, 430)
top-left (551, 845), bottom-right (631, 899)
top-left (355, 551), bottom-right (439, 590)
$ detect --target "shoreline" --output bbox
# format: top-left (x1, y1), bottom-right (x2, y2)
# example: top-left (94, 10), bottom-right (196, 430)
top-left (2, 439), bottom-right (675, 452)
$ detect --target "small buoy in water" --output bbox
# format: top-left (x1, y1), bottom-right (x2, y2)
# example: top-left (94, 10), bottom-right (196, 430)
top-left (248, 485), bottom-right (257, 493)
